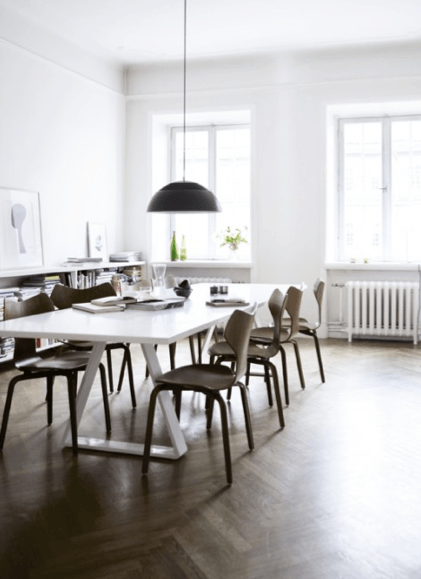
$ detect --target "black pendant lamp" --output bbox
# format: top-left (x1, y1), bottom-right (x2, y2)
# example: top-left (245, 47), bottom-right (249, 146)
top-left (147, 0), bottom-right (221, 214)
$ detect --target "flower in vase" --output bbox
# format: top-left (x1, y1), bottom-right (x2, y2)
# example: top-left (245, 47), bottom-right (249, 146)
top-left (216, 226), bottom-right (248, 252)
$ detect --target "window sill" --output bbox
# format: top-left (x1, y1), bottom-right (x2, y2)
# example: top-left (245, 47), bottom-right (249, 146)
top-left (159, 260), bottom-right (253, 269)
top-left (325, 262), bottom-right (421, 271)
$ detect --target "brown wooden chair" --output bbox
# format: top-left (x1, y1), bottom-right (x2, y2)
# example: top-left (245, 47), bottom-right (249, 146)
top-left (0, 293), bottom-right (111, 455)
top-left (50, 283), bottom-right (136, 407)
top-left (282, 278), bottom-right (325, 383)
top-left (209, 289), bottom-right (289, 428)
top-left (142, 308), bottom-right (256, 485)
top-left (249, 286), bottom-right (305, 406)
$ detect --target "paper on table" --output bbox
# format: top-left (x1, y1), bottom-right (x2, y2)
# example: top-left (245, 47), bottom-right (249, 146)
top-left (72, 302), bottom-right (126, 314)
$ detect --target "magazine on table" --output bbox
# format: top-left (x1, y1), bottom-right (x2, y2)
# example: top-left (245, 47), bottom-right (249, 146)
top-left (206, 298), bottom-right (249, 307)
top-left (72, 302), bottom-right (126, 314)
top-left (90, 293), bottom-right (186, 311)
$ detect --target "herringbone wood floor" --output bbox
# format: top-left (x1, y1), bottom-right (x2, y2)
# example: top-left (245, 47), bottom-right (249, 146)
top-left (1, 337), bottom-right (421, 579)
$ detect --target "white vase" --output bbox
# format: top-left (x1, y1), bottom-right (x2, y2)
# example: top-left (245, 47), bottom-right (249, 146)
top-left (228, 244), bottom-right (239, 260)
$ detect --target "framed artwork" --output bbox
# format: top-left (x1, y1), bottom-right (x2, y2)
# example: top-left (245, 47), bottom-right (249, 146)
top-left (0, 188), bottom-right (44, 270)
top-left (88, 222), bottom-right (108, 260)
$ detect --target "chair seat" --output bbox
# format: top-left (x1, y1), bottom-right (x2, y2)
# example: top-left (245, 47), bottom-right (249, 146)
top-left (250, 326), bottom-right (290, 343)
top-left (209, 340), bottom-right (276, 360)
top-left (282, 317), bottom-right (318, 331)
top-left (63, 339), bottom-right (96, 349)
top-left (17, 350), bottom-right (92, 373)
top-left (157, 363), bottom-right (236, 391)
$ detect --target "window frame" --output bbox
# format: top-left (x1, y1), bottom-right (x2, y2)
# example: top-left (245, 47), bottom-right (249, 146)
top-left (337, 113), bottom-right (421, 262)
top-left (169, 123), bottom-right (251, 260)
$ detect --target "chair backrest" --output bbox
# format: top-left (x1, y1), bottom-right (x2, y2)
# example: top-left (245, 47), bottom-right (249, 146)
top-left (224, 309), bottom-right (255, 382)
top-left (284, 286), bottom-right (303, 339)
top-left (267, 289), bottom-right (289, 348)
top-left (313, 278), bottom-right (325, 328)
top-left (4, 293), bottom-right (56, 363)
top-left (51, 283), bottom-right (116, 309)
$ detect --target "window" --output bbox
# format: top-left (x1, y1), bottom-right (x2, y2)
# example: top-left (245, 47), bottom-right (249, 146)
top-left (338, 116), bottom-right (421, 262)
top-left (170, 124), bottom-right (251, 260)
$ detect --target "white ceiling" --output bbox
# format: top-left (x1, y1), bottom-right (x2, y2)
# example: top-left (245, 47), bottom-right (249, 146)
top-left (1, 0), bottom-right (421, 66)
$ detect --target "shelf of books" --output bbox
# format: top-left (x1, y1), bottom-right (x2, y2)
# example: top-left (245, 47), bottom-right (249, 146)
top-left (0, 259), bottom-right (145, 363)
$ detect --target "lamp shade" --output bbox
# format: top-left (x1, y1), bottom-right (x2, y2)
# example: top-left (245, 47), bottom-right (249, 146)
top-left (147, 181), bottom-right (222, 213)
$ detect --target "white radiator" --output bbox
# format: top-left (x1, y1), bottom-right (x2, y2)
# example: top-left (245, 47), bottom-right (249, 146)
top-left (346, 281), bottom-right (420, 344)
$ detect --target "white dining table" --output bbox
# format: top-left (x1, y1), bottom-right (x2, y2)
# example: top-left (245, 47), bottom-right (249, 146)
top-left (0, 283), bottom-right (301, 459)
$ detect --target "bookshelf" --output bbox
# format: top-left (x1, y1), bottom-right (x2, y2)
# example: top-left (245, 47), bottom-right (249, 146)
top-left (0, 260), bottom-right (145, 363)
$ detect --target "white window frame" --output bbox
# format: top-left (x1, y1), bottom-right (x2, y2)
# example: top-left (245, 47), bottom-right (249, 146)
top-left (169, 123), bottom-right (250, 260)
top-left (338, 114), bottom-right (421, 262)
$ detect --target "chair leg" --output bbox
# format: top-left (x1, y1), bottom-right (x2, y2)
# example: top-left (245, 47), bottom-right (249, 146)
top-left (197, 333), bottom-right (203, 364)
top-left (142, 384), bottom-right (165, 474)
top-left (106, 348), bottom-right (114, 393)
top-left (98, 363), bottom-right (111, 432)
top-left (291, 340), bottom-right (306, 390)
top-left (46, 376), bottom-right (54, 425)
top-left (213, 392), bottom-right (233, 485)
top-left (238, 383), bottom-right (254, 450)
top-left (145, 344), bottom-right (158, 378)
top-left (188, 335), bottom-right (197, 364)
top-left (279, 346), bottom-right (289, 406)
top-left (174, 391), bottom-right (182, 420)
top-left (67, 374), bottom-right (79, 455)
top-left (117, 345), bottom-right (137, 408)
top-left (246, 360), bottom-right (251, 386)
top-left (0, 375), bottom-right (21, 449)
top-left (311, 331), bottom-right (325, 383)
top-left (117, 348), bottom-right (127, 392)
top-left (264, 364), bottom-right (273, 407)
top-left (169, 342), bottom-right (176, 369)
top-left (45, 375), bottom-right (55, 401)
top-left (206, 396), bottom-right (215, 429)
top-left (266, 361), bottom-right (285, 428)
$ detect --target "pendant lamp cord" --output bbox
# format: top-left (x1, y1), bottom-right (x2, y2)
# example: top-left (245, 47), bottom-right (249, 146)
top-left (182, 0), bottom-right (187, 182)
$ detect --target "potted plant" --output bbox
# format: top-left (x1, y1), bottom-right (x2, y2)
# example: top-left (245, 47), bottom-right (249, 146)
top-left (217, 226), bottom-right (248, 257)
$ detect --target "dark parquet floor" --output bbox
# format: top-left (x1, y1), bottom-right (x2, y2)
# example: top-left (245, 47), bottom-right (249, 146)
top-left (1, 336), bottom-right (421, 578)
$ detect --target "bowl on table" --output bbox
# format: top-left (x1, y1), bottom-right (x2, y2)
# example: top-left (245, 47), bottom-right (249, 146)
top-left (173, 286), bottom-right (192, 299)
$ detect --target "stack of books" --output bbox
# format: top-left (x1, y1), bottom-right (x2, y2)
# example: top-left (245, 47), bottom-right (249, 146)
top-left (0, 337), bottom-right (14, 359)
top-left (64, 257), bottom-right (103, 264)
top-left (0, 287), bottom-right (20, 359)
top-left (109, 251), bottom-right (143, 262)
top-left (20, 274), bottom-right (62, 296)
top-left (0, 286), bottom-right (20, 321)
top-left (94, 269), bottom-right (118, 286)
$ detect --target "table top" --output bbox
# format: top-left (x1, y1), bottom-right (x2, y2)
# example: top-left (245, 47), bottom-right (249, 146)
top-left (0, 283), bottom-right (299, 345)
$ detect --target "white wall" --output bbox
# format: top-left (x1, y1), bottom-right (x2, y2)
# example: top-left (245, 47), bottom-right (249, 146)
top-left (0, 10), bottom-right (125, 267)
top-left (125, 43), bottom-right (421, 335)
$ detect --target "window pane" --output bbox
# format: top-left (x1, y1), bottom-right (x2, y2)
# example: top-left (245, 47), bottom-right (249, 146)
top-left (342, 122), bottom-right (383, 260)
top-left (391, 120), bottom-right (421, 261)
top-left (173, 130), bottom-right (209, 259)
top-left (174, 130), bottom-right (208, 185)
top-left (215, 128), bottom-right (250, 259)
top-left (170, 125), bottom-right (250, 260)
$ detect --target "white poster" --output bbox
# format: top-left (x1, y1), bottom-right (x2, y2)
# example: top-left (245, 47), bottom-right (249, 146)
top-left (0, 188), bottom-right (43, 269)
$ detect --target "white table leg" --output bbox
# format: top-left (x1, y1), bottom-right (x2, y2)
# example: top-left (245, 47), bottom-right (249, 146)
top-left (199, 324), bottom-right (216, 359)
top-left (62, 342), bottom-right (106, 446)
top-left (62, 341), bottom-right (188, 460)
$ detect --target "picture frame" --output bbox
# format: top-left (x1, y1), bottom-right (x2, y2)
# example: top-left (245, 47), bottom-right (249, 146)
top-left (0, 188), bottom-right (44, 270)
top-left (88, 222), bottom-right (108, 260)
